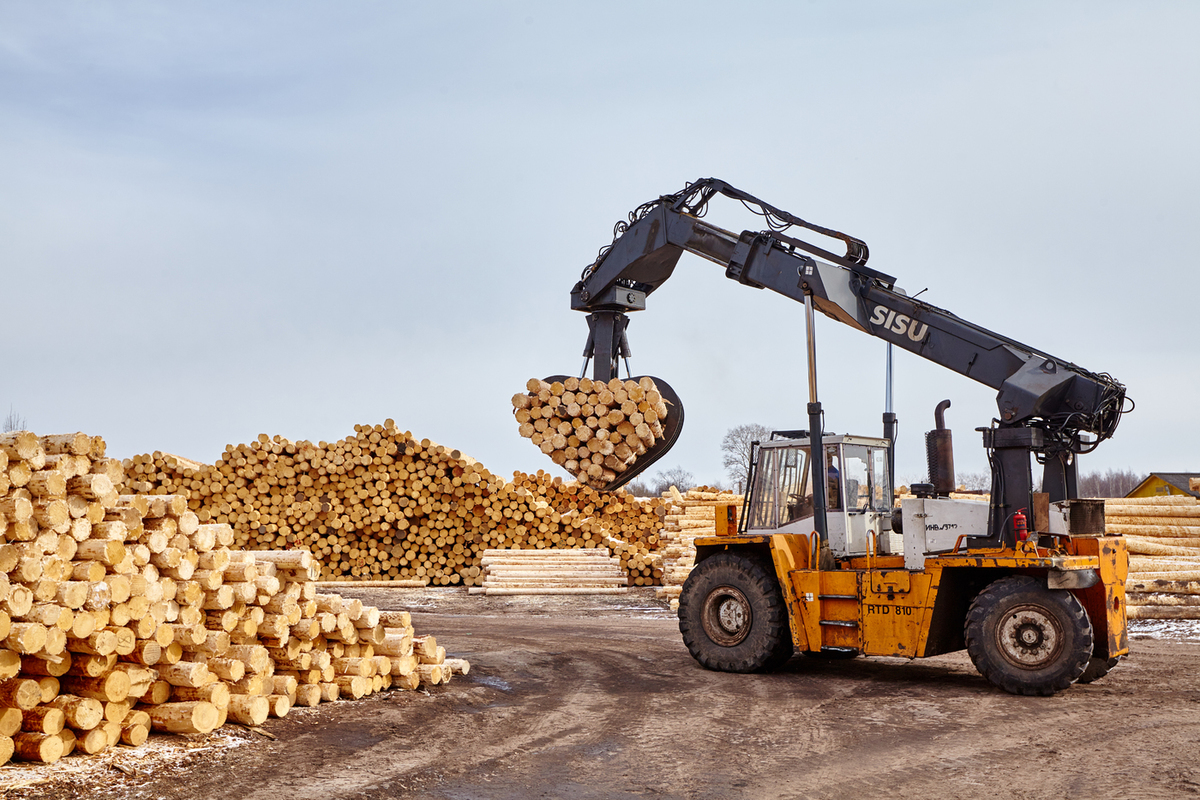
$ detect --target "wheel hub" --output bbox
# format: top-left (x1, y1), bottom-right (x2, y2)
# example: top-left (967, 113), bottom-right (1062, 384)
top-left (701, 585), bottom-right (752, 647)
top-left (996, 604), bottom-right (1064, 669)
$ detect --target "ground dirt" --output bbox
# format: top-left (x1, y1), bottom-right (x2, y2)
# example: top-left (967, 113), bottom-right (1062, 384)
top-left (3, 588), bottom-right (1199, 800)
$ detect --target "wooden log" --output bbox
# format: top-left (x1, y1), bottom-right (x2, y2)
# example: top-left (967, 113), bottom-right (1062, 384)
top-left (333, 675), bottom-right (369, 699)
top-left (443, 658), bottom-right (471, 676)
top-left (21, 706), bottom-right (65, 735)
top-left (157, 661), bottom-right (212, 689)
top-left (12, 731), bottom-right (65, 763)
top-left (172, 683), bottom-right (231, 710)
top-left (48, 695), bottom-right (103, 730)
top-left (1127, 605), bottom-right (1200, 620)
top-left (73, 727), bottom-right (109, 755)
top-left (1126, 578), bottom-right (1200, 594)
top-left (55, 726), bottom-right (76, 757)
top-left (59, 672), bottom-right (130, 703)
top-left (144, 701), bottom-right (220, 734)
top-left (36, 676), bottom-right (58, 703)
top-left (0, 707), bottom-right (22, 737)
top-left (208, 658), bottom-right (247, 682)
top-left (1127, 592), bottom-right (1200, 606)
top-left (0, 651), bottom-right (20, 682)
top-left (121, 722), bottom-right (149, 746)
top-left (21, 654), bottom-right (71, 678)
top-left (66, 653), bottom-right (115, 678)
top-left (226, 695), bottom-right (270, 726)
top-left (295, 683), bottom-right (322, 708)
top-left (416, 664), bottom-right (443, 685)
top-left (392, 671), bottom-right (420, 691)
top-left (267, 694), bottom-right (291, 718)
top-left (0, 678), bottom-right (43, 710)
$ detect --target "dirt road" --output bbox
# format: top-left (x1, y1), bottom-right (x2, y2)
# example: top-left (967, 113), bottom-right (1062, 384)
top-left (7, 589), bottom-right (1200, 800)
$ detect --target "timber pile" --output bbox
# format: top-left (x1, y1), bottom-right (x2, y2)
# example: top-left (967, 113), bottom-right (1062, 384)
top-left (468, 548), bottom-right (629, 596)
top-left (513, 377), bottom-right (671, 490)
top-left (0, 431), bottom-right (464, 765)
top-left (1110, 495), bottom-right (1200, 620)
top-left (123, 424), bottom-right (669, 586)
top-left (654, 488), bottom-right (743, 610)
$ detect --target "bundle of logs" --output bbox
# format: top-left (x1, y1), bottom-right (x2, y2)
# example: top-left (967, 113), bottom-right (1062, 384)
top-left (1110, 494), bottom-right (1200, 620)
top-left (0, 430), bottom-right (463, 765)
top-left (653, 488), bottom-right (743, 610)
top-left (468, 548), bottom-right (629, 596)
top-left (121, 423), bottom-right (669, 586)
top-left (512, 377), bottom-right (670, 490)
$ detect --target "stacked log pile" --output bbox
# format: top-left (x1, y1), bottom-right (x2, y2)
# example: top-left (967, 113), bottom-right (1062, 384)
top-left (0, 431), bottom-right (463, 765)
top-left (654, 488), bottom-right (743, 610)
top-left (122, 426), bottom-right (669, 586)
top-left (1111, 495), bottom-right (1200, 620)
top-left (468, 549), bottom-right (629, 596)
top-left (513, 377), bottom-right (671, 490)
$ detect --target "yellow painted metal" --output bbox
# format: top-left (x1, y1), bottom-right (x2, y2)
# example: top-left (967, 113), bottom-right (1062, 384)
top-left (1068, 536), bottom-right (1129, 657)
top-left (692, 532), bottom-right (1130, 661)
top-left (767, 534), bottom-right (811, 650)
top-left (713, 503), bottom-right (738, 536)
top-left (789, 571), bottom-right (824, 652)
top-left (817, 571), bottom-right (860, 649)
top-left (860, 570), bottom-right (935, 657)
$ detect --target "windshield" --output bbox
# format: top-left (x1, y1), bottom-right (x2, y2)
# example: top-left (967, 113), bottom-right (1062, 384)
top-left (746, 445), bottom-right (811, 530)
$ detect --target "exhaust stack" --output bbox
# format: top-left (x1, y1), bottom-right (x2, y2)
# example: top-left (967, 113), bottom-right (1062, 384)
top-left (926, 399), bottom-right (956, 496)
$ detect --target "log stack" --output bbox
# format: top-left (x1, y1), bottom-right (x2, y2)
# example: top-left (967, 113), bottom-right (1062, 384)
top-left (0, 431), bottom-right (465, 765)
top-left (654, 488), bottom-right (744, 610)
top-left (122, 424), bottom-right (670, 586)
top-left (1109, 495), bottom-right (1200, 619)
top-left (513, 377), bottom-right (671, 490)
top-left (468, 548), bottom-right (629, 596)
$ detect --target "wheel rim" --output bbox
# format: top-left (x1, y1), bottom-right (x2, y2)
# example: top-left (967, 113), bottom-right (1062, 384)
top-left (701, 585), bottom-right (752, 647)
top-left (995, 603), bottom-right (1064, 670)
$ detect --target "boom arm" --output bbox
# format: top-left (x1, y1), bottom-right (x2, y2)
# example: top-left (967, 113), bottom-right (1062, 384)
top-left (573, 179), bottom-right (1128, 546)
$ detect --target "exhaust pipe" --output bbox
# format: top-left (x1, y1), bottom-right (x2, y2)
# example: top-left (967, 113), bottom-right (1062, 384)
top-left (926, 399), bottom-right (955, 497)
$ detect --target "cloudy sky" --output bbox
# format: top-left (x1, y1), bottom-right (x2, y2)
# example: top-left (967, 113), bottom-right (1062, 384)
top-left (2, 2), bottom-right (1197, 489)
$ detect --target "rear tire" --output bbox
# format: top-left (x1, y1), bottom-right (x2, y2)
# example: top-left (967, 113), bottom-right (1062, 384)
top-left (678, 552), bottom-right (793, 673)
top-left (964, 576), bottom-right (1092, 696)
top-left (1077, 655), bottom-right (1120, 684)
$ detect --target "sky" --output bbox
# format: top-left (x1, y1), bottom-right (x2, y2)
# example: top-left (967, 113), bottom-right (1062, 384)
top-left (1, 2), bottom-right (1198, 490)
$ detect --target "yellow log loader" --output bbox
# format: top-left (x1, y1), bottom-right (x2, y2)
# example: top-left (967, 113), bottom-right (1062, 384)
top-left (557, 178), bottom-right (1131, 695)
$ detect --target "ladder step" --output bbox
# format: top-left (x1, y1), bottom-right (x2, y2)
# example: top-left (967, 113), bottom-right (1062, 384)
top-left (818, 594), bottom-right (857, 600)
top-left (819, 620), bottom-right (858, 628)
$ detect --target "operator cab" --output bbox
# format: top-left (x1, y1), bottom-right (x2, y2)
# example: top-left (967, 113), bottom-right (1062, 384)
top-left (742, 433), bottom-right (900, 557)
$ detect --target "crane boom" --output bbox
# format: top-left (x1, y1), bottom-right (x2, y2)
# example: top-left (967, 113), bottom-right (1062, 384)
top-left (571, 178), bottom-right (1129, 547)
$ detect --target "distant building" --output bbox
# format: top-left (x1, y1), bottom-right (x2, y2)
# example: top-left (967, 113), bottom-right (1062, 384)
top-left (1125, 473), bottom-right (1200, 499)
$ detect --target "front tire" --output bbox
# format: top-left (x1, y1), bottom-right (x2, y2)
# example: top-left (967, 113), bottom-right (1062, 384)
top-left (678, 552), bottom-right (793, 672)
top-left (965, 576), bottom-right (1092, 696)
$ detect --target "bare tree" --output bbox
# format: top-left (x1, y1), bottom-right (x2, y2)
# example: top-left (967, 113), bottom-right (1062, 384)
top-left (647, 466), bottom-right (695, 496)
top-left (956, 471), bottom-right (991, 491)
top-left (721, 423), bottom-right (772, 492)
top-left (624, 479), bottom-right (652, 497)
top-left (3, 407), bottom-right (25, 433)
top-left (1077, 468), bottom-right (1148, 498)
